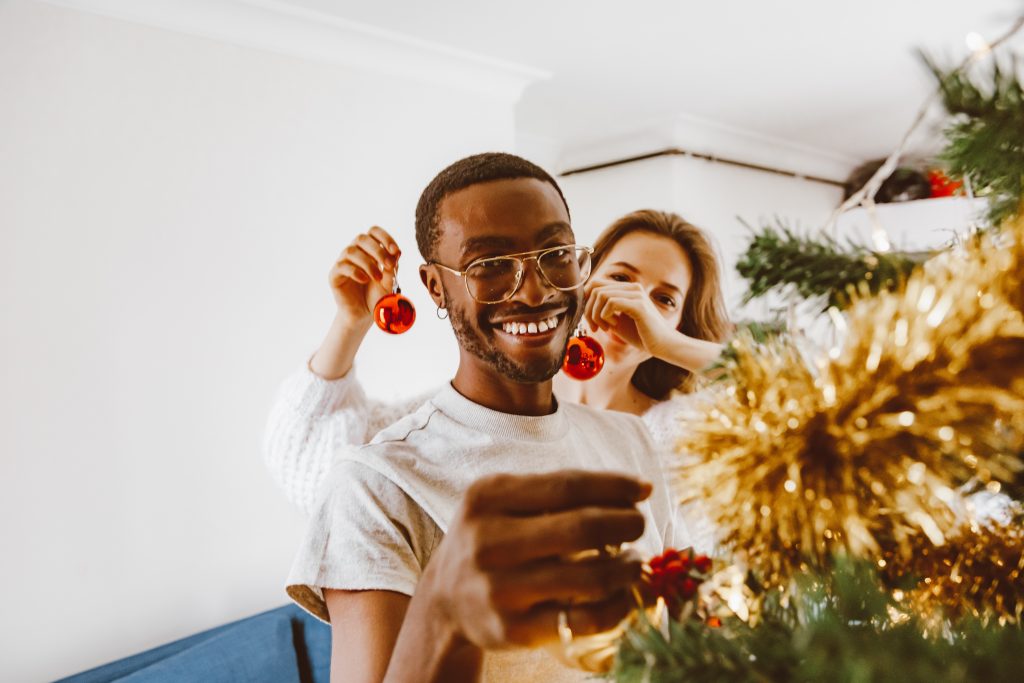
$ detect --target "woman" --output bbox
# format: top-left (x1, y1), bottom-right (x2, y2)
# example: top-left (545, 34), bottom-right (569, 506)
top-left (264, 210), bottom-right (730, 548)
top-left (556, 210), bottom-right (729, 444)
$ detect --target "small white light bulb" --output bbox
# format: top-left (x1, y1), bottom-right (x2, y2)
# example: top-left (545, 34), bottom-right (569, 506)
top-left (965, 32), bottom-right (990, 54)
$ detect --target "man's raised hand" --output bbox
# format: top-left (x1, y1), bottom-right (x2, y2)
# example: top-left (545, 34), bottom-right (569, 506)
top-left (311, 226), bottom-right (402, 379)
top-left (328, 226), bottom-right (401, 326)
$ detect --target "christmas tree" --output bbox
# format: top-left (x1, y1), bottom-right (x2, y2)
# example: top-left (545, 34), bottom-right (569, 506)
top-left (593, 18), bottom-right (1024, 683)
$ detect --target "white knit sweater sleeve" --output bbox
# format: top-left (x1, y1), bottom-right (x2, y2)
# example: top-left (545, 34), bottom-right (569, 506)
top-left (641, 392), bottom-right (720, 555)
top-left (263, 365), bottom-right (432, 515)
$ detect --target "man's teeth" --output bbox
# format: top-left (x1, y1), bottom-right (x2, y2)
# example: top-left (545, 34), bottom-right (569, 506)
top-left (501, 315), bottom-right (560, 335)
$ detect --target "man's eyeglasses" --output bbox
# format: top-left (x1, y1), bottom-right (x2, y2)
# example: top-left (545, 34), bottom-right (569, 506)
top-left (430, 245), bottom-right (593, 304)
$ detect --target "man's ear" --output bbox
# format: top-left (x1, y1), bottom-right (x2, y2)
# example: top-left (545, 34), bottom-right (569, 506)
top-left (419, 264), bottom-right (446, 309)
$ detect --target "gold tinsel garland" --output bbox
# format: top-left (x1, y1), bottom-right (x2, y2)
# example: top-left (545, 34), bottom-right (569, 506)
top-left (675, 214), bottom-right (1024, 619)
top-left (882, 520), bottom-right (1024, 624)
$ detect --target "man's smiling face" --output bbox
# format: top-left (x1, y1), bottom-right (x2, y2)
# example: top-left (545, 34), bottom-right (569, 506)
top-left (431, 177), bottom-right (582, 384)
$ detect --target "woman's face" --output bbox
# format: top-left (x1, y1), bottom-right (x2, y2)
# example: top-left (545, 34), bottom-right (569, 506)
top-left (587, 230), bottom-right (692, 364)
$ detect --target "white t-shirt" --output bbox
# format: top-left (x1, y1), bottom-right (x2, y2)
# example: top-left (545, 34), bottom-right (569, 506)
top-left (286, 383), bottom-right (685, 681)
top-left (263, 366), bottom-right (715, 554)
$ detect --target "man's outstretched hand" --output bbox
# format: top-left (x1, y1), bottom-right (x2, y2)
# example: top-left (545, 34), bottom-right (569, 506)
top-left (386, 470), bottom-right (651, 682)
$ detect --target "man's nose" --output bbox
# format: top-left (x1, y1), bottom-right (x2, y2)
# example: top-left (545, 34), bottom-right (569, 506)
top-left (510, 258), bottom-right (555, 307)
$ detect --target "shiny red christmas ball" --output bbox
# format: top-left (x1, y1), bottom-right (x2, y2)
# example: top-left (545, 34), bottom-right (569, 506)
top-left (562, 334), bottom-right (604, 380)
top-left (373, 293), bottom-right (416, 334)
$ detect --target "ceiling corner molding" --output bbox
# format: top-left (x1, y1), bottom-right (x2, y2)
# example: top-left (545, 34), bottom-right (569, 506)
top-left (667, 113), bottom-right (859, 182)
top-left (37, 0), bottom-right (549, 102)
top-left (556, 114), bottom-right (859, 183)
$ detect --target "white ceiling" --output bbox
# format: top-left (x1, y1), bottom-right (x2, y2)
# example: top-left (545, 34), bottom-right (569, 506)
top-left (273, 0), bottom-right (1023, 168)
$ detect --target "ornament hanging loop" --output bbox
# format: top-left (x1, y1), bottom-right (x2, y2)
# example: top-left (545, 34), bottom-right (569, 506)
top-left (390, 263), bottom-right (401, 295)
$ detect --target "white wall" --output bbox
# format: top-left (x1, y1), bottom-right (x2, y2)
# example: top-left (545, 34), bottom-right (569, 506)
top-left (0, 2), bottom-right (515, 680)
top-left (560, 155), bottom-right (988, 348)
top-left (560, 155), bottom-right (845, 321)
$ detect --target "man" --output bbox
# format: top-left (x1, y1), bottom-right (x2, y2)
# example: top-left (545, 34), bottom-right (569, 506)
top-left (287, 153), bottom-right (682, 682)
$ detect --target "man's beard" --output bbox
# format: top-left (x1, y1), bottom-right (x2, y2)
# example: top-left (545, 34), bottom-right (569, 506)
top-left (446, 292), bottom-right (580, 384)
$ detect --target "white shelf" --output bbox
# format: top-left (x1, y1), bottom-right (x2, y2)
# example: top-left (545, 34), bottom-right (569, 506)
top-left (835, 197), bottom-right (990, 251)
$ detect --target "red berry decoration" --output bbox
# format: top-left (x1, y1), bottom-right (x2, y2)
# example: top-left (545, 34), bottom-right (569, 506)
top-left (373, 290), bottom-right (416, 335)
top-left (645, 548), bottom-right (713, 605)
top-left (927, 169), bottom-right (963, 198)
top-left (562, 332), bottom-right (604, 380)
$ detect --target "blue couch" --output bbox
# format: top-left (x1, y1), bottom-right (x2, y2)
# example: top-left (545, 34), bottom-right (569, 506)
top-left (56, 605), bottom-right (330, 683)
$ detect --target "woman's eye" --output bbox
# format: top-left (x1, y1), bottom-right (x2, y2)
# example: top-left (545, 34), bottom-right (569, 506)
top-left (656, 296), bottom-right (677, 309)
top-left (609, 273), bottom-right (631, 282)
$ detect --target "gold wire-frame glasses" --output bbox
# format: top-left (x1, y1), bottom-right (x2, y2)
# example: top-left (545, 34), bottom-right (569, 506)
top-left (430, 244), bottom-right (593, 304)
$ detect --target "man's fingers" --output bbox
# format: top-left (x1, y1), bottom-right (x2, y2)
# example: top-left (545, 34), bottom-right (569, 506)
top-left (331, 261), bottom-right (369, 285)
top-left (474, 507), bottom-right (646, 568)
top-left (503, 589), bottom-right (635, 647)
top-left (341, 245), bottom-right (384, 281)
top-left (466, 470), bottom-right (651, 516)
top-left (490, 552), bottom-right (643, 611)
top-left (367, 226), bottom-right (401, 256)
top-left (355, 233), bottom-right (394, 272)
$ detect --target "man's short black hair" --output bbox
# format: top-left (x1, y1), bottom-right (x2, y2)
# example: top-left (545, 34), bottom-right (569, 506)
top-left (415, 152), bottom-right (570, 260)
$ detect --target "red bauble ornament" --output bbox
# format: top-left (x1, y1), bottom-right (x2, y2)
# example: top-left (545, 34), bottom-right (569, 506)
top-left (373, 290), bottom-right (416, 334)
top-left (562, 332), bottom-right (604, 380)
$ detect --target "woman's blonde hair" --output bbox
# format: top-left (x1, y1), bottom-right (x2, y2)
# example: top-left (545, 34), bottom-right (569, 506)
top-left (591, 210), bottom-right (731, 398)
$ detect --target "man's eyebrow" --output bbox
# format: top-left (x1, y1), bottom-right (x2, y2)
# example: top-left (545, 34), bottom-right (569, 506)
top-left (459, 222), bottom-right (574, 258)
top-left (460, 235), bottom-right (516, 256)
top-left (536, 221), bottom-right (574, 242)
top-left (608, 261), bottom-right (684, 296)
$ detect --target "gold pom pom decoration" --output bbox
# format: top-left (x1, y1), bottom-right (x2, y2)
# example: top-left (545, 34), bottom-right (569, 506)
top-left (674, 213), bottom-right (1024, 604)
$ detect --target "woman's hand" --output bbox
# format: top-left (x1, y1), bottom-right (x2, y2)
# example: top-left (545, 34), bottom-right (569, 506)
top-left (584, 278), bottom-right (676, 357)
top-left (310, 227), bottom-right (402, 380)
top-left (329, 226), bottom-right (401, 327)
top-left (584, 278), bottom-right (725, 373)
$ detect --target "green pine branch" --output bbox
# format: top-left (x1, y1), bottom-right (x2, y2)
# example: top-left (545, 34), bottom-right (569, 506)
top-left (707, 319), bottom-right (789, 382)
top-left (735, 225), bottom-right (926, 310)
top-left (926, 52), bottom-right (1024, 226)
top-left (611, 558), bottom-right (1024, 683)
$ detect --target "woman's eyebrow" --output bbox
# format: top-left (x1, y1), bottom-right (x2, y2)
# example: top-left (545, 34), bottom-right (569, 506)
top-left (608, 261), bottom-right (683, 295)
top-left (608, 261), bottom-right (641, 273)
